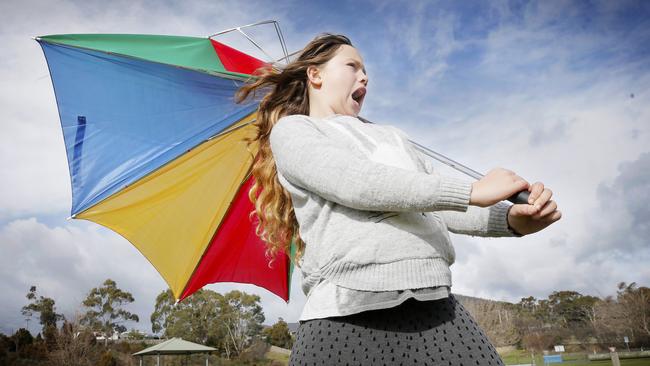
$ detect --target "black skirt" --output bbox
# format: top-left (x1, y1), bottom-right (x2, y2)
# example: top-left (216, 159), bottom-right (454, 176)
top-left (289, 294), bottom-right (505, 366)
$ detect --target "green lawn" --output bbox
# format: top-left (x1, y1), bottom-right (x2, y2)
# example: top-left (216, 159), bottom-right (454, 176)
top-left (499, 349), bottom-right (650, 366)
top-left (265, 349), bottom-right (290, 364)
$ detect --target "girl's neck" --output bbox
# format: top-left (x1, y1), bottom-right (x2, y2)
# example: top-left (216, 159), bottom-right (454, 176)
top-left (308, 106), bottom-right (338, 119)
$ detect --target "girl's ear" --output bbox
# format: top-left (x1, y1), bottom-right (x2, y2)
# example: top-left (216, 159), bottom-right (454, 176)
top-left (306, 65), bottom-right (322, 87)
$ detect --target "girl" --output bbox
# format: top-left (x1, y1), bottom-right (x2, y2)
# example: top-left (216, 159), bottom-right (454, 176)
top-left (236, 33), bottom-right (561, 366)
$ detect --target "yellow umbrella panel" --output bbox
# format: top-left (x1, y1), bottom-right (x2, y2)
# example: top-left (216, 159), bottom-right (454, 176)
top-left (76, 116), bottom-right (286, 300)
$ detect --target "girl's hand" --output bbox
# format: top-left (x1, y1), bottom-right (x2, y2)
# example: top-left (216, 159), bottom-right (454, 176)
top-left (470, 168), bottom-right (530, 207)
top-left (507, 181), bottom-right (562, 236)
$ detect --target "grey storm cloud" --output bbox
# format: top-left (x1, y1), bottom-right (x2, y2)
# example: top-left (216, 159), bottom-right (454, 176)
top-left (528, 119), bottom-right (571, 147)
top-left (591, 152), bottom-right (650, 255)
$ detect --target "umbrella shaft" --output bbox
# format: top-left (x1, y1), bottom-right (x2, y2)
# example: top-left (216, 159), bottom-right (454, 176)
top-left (408, 140), bottom-right (484, 180)
top-left (358, 116), bottom-right (530, 205)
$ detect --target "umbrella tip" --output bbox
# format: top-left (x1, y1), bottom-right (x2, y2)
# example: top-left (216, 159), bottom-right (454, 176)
top-left (32, 36), bottom-right (40, 41)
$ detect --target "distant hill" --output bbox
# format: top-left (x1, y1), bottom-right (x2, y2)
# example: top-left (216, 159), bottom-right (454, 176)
top-left (454, 293), bottom-right (514, 307)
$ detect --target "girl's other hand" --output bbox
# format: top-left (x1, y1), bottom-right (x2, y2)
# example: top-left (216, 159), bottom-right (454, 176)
top-left (470, 168), bottom-right (530, 207)
top-left (507, 181), bottom-right (562, 236)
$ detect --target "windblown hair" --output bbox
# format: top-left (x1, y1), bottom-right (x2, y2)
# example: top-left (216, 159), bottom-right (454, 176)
top-left (235, 33), bottom-right (352, 268)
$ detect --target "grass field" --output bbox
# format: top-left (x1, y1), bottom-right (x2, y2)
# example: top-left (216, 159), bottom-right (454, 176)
top-left (500, 349), bottom-right (650, 366)
top-left (265, 349), bottom-right (290, 364)
top-left (269, 348), bottom-right (650, 365)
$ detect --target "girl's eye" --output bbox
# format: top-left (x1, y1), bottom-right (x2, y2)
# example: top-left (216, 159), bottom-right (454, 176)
top-left (347, 63), bottom-right (356, 68)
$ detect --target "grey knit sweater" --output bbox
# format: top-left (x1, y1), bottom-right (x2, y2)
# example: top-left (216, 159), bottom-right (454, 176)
top-left (269, 114), bottom-right (518, 299)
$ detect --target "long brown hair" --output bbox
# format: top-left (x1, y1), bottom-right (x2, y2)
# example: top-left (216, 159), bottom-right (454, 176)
top-left (235, 33), bottom-right (353, 268)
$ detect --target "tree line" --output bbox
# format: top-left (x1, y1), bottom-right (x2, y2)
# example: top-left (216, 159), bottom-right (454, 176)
top-left (1, 279), bottom-right (292, 366)
top-left (460, 282), bottom-right (650, 352)
top-left (5, 278), bottom-right (647, 364)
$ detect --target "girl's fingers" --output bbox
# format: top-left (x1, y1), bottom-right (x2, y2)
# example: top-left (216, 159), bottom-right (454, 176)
top-left (528, 182), bottom-right (544, 205)
top-left (532, 200), bottom-right (557, 220)
top-left (543, 210), bottom-right (562, 222)
top-left (552, 210), bottom-right (562, 221)
top-left (510, 203), bottom-right (538, 216)
top-left (533, 188), bottom-right (553, 210)
top-left (511, 200), bottom-right (561, 221)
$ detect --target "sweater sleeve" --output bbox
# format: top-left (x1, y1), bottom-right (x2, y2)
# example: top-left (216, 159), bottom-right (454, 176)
top-left (398, 128), bottom-right (522, 237)
top-left (438, 202), bottom-right (523, 237)
top-left (269, 115), bottom-right (472, 212)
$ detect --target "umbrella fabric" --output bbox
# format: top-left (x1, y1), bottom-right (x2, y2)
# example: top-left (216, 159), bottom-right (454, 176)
top-left (38, 34), bottom-right (293, 302)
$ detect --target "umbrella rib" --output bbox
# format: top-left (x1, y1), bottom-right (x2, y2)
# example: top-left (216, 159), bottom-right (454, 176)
top-left (235, 28), bottom-right (277, 64)
top-left (273, 21), bottom-right (290, 65)
top-left (207, 119), bottom-right (256, 141)
top-left (209, 20), bottom-right (290, 68)
top-left (208, 20), bottom-right (279, 38)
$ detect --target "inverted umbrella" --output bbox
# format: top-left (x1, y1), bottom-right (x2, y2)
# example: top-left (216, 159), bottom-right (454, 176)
top-left (36, 26), bottom-right (295, 302)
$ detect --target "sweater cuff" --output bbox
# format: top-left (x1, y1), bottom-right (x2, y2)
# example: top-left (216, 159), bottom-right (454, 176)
top-left (488, 203), bottom-right (523, 237)
top-left (436, 177), bottom-right (471, 212)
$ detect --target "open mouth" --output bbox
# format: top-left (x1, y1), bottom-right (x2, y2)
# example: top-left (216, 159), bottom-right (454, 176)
top-left (351, 86), bottom-right (366, 106)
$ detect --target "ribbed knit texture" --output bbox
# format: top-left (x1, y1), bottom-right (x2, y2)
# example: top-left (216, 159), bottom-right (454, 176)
top-left (269, 114), bottom-right (519, 299)
top-left (321, 257), bottom-right (452, 291)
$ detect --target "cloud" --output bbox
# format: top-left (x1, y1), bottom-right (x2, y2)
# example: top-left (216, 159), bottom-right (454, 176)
top-left (585, 152), bottom-right (650, 256)
top-left (0, 217), bottom-right (166, 335)
top-left (449, 151), bottom-right (650, 304)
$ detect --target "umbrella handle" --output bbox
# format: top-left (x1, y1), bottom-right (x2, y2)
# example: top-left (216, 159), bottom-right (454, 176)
top-left (508, 190), bottom-right (530, 205)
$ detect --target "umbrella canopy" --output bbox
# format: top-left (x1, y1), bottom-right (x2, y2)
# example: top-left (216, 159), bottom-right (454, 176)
top-left (132, 337), bottom-right (216, 356)
top-left (37, 33), bottom-right (294, 302)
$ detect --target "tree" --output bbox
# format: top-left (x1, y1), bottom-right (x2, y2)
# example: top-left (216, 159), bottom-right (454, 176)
top-left (591, 296), bottom-right (621, 344)
top-left (616, 282), bottom-right (650, 341)
top-left (150, 289), bottom-right (176, 336)
top-left (462, 297), bottom-right (520, 347)
top-left (21, 286), bottom-right (64, 335)
top-left (0, 333), bottom-right (11, 361)
top-left (220, 290), bottom-right (265, 358)
top-left (547, 290), bottom-right (599, 327)
top-left (151, 289), bottom-right (223, 345)
top-left (150, 288), bottom-right (265, 358)
top-left (11, 328), bottom-right (33, 354)
top-left (48, 318), bottom-right (98, 366)
top-left (263, 318), bottom-right (293, 349)
top-left (80, 279), bottom-right (139, 342)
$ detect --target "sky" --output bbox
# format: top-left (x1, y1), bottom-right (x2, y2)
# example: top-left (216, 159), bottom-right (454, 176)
top-left (1, 0), bottom-right (649, 336)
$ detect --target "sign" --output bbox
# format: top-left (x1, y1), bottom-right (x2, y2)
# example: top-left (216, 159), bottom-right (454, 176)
top-left (554, 345), bottom-right (565, 352)
top-left (543, 354), bottom-right (563, 364)
top-left (624, 336), bottom-right (629, 343)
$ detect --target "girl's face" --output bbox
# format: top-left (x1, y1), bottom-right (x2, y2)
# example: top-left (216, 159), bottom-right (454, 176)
top-left (307, 45), bottom-right (369, 117)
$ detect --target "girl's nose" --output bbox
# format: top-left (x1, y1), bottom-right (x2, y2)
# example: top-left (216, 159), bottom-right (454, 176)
top-left (359, 72), bottom-right (368, 86)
